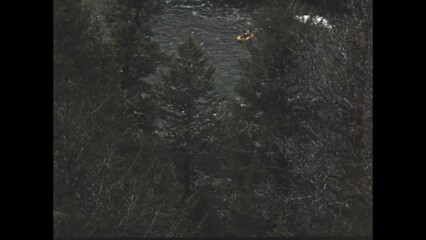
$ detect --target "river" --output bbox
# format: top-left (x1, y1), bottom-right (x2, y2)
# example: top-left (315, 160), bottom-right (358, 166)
top-left (151, 0), bottom-right (255, 99)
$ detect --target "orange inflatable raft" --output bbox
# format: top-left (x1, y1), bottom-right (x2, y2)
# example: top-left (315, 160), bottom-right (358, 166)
top-left (236, 32), bottom-right (254, 42)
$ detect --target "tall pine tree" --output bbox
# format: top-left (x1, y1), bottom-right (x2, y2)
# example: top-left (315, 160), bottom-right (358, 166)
top-left (159, 36), bottom-right (225, 197)
top-left (105, 0), bottom-right (166, 132)
top-left (157, 36), bottom-right (226, 236)
top-left (54, 0), bottom-right (130, 236)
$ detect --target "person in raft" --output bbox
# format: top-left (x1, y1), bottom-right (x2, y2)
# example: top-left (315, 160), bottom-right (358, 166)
top-left (236, 31), bottom-right (254, 42)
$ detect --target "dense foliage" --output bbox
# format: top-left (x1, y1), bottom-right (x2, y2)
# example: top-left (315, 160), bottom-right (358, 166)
top-left (54, 0), bottom-right (372, 237)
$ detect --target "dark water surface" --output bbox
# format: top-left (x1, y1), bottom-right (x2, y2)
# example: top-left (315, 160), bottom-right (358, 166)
top-left (151, 0), bottom-right (255, 99)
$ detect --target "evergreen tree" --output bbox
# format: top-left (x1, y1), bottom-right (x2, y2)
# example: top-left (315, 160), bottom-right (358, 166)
top-left (159, 36), bottom-right (225, 197)
top-left (54, 1), bottom-right (177, 237)
top-left (235, 0), bottom-right (372, 236)
top-left (54, 0), bottom-right (130, 236)
top-left (157, 36), bottom-right (226, 236)
top-left (105, 0), bottom-right (166, 132)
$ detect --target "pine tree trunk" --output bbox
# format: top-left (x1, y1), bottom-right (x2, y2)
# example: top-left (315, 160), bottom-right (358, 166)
top-left (184, 95), bottom-right (194, 198)
top-left (184, 157), bottom-right (191, 198)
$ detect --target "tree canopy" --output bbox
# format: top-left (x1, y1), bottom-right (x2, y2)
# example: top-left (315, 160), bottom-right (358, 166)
top-left (54, 0), bottom-right (372, 237)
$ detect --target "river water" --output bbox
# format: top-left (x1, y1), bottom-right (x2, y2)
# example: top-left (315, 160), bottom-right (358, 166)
top-left (151, 0), bottom-right (255, 99)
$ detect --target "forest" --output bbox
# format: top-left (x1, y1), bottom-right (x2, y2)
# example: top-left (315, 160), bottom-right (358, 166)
top-left (53, 0), bottom-right (372, 237)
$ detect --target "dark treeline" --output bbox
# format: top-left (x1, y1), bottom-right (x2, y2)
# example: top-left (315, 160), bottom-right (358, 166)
top-left (54, 0), bottom-right (372, 237)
